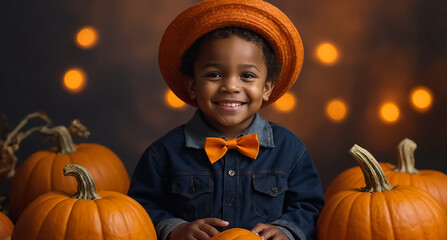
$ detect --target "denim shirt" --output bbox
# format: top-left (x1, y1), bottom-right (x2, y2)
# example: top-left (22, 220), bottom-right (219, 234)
top-left (128, 110), bottom-right (325, 240)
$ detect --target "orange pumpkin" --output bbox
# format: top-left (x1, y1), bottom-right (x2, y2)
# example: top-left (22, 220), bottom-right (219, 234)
top-left (0, 211), bottom-right (13, 239)
top-left (324, 138), bottom-right (447, 210)
top-left (211, 228), bottom-right (262, 240)
top-left (385, 138), bottom-right (447, 211)
top-left (317, 144), bottom-right (447, 240)
top-left (324, 162), bottom-right (393, 200)
top-left (9, 125), bottom-right (130, 221)
top-left (12, 164), bottom-right (156, 240)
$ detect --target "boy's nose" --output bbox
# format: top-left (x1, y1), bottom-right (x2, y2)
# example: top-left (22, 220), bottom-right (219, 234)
top-left (220, 76), bottom-right (240, 93)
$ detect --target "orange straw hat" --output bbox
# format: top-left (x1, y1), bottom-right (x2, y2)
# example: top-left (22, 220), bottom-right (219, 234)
top-left (159, 0), bottom-right (303, 107)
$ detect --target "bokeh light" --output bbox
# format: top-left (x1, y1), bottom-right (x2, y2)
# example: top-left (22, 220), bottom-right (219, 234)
top-left (76, 27), bottom-right (99, 49)
top-left (315, 42), bottom-right (339, 65)
top-left (63, 68), bottom-right (87, 93)
top-left (273, 92), bottom-right (297, 112)
top-left (326, 99), bottom-right (348, 122)
top-left (379, 102), bottom-right (400, 123)
top-left (165, 89), bottom-right (186, 109)
top-left (410, 86), bottom-right (433, 112)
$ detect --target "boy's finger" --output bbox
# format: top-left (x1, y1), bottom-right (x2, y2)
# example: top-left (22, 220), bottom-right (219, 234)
top-left (258, 228), bottom-right (276, 240)
top-left (193, 230), bottom-right (213, 240)
top-left (198, 224), bottom-right (220, 238)
top-left (251, 223), bottom-right (267, 234)
top-left (203, 218), bottom-right (230, 227)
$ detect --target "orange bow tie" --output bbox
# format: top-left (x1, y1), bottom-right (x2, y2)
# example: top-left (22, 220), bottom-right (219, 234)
top-left (204, 133), bottom-right (260, 164)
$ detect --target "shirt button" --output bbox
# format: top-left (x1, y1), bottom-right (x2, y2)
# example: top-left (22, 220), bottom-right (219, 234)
top-left (227, 197), bottom-right (235, 206)
top-left (272, 186), bottom-right (278, 194)
top-left (228, 170), bottom-right (235, 176)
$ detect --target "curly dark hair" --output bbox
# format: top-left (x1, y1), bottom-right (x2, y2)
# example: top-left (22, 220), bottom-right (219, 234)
top-left (180, 27), bottom-right (281, 82)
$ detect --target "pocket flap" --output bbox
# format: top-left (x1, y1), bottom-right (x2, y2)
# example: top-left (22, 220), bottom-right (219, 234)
top-left (172, 175), bottom-right (213, 199)
top-left (253, 173), bottom-right (288, 197)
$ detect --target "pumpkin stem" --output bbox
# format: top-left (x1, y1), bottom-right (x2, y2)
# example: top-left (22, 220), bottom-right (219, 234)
top-left (393, 138), bottom-right (419, 174)
top-left (40, 125), bottom-right (76, 154)
top-left (63, 164), bottom-right (101, 200)
top-left (349, 144), bottom-right (393, 193)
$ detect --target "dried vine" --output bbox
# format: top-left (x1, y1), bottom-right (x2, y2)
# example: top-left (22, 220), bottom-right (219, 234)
top-left (0, 111), bottom-right (52, 214)
top-left (0, 111), bottom-right (52, 184)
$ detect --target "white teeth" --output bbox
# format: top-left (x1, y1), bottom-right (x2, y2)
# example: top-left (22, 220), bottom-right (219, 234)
top-left (220, 103), bottom-right (241, 107)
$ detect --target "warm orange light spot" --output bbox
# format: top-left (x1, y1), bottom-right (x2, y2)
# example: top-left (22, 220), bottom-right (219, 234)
top-left (76, 27), bottom-right (98, 49)
top-left (326, 99), bottom-right (348, 122)
top-left (165, 89), bottom-right (186, 108)
top-left (273, 92), bottom-right (297, 112)
top-left (379, 102), bottom-right (400, 123)
top-left (410, 86), bottom-right (433, 112)
top-left (63, 68), bottom-right (87, 93)
top-left (316, 42), bottom-right (339, 65)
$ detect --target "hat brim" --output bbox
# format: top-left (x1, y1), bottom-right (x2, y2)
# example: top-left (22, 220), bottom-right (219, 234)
top-left (159, 0), bottom-right (303, 107)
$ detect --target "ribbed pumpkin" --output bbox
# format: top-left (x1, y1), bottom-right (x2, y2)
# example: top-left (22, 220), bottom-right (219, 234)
top-left (317, 144), bottom-right (447, 240)
top-left (0, 211), bottom-right (13, 239)
top-left (324, 162), bottom-right (393, 200)
top-left (12, 164), bottom-right (156, 240)
top-left (210, 228), bottom-right (262, 240)
top-left (9, 125), bottom-right (130, 221)
top-left (324, 138), bottom-right (447, 210)
top-left (385, 138), bottom-right (447, 211)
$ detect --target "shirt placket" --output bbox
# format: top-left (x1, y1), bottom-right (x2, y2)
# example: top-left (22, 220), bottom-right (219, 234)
top-left (222, 150), bottom-right (239, 227)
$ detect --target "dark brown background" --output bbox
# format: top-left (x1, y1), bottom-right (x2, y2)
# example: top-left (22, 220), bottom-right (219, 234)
top-left (1, 0), bottom-right (446, 195)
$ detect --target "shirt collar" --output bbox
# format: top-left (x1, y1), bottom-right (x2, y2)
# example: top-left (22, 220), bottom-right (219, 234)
top-left (185, 110), bottom-right (275, 149)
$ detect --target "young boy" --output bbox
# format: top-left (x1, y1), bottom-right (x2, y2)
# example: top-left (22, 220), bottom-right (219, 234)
top-left (128, 0), bottom-right (325, 239)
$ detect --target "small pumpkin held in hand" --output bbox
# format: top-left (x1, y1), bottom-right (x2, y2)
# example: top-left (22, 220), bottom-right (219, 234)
top-left (9, 121), bottom-right (130, 221)
top-left (211, 228), bottom-right (262, 240)
top-left (0, 211), bottom-right (13, 239)
top-left (317, 145), bottom-right (447, 240)
top-left (12, 164), bottom-right (156, 240)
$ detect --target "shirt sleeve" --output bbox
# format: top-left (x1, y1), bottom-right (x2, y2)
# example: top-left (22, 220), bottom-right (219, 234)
top-left (272, 146), bottom-right (325, 240)
top-left (127, 146), bottom-right (185, 239)
top-left (156, 218), bottom-right (188, 240)
top-left (275, 225), bottom-right (296, 240)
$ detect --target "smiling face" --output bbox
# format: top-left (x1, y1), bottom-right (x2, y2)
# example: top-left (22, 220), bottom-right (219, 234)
top-left (187, 36), bottom-right (274, 138)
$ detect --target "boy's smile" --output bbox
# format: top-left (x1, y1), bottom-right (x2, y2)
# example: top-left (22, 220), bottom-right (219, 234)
top-left (187, 36), bottom-right (274, 138)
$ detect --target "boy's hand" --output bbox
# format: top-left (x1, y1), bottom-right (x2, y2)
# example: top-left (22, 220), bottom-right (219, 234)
top-left (169, 218), bottom-right (229, 240)
top-left (251, 223), bottom-right (288, 240)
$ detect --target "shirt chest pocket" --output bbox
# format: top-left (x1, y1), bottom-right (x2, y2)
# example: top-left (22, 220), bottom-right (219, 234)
top-left (252, 173), bottom-right (288, 220)
top-left (171, 174), bottom-right (213, 220)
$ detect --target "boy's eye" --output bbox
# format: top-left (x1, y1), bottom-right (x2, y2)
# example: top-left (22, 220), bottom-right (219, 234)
top-left (241, 72), bottom-right (256, 80)
top-left (205, 72), bottom-right (222, 78)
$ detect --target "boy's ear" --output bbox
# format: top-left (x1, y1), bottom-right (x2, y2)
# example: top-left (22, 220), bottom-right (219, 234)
top-left (186, 77), bottom-right (197, 99)
top-left (263, 79), bottom-right (275, 101)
